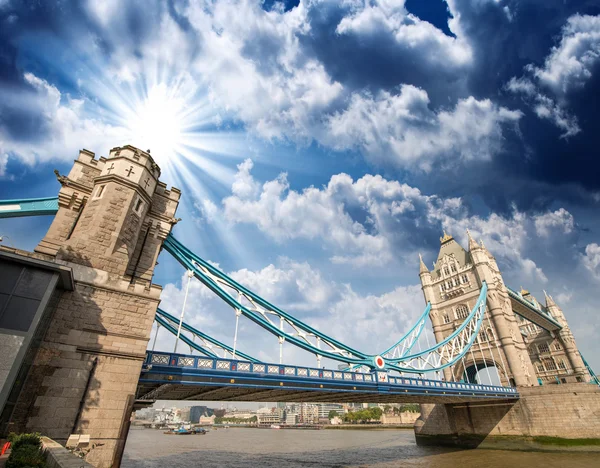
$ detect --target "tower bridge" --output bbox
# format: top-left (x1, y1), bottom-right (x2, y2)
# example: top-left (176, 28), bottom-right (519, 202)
top-left (0, 145), bottom-right (598, 467)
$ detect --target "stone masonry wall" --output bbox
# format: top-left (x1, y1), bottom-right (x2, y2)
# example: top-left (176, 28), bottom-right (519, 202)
top-left (11, 146), bottom-right (180, 467)
top-left (10, 279), bottom-right (160, 467)
top-left (415, 384), bottom-right (600, 447)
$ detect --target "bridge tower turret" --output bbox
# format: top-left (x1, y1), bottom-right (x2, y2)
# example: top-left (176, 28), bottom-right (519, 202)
top-left (544, 292), bottom-right (587, 380)
top-left (419, 231), bottom-right (537, 387)
top-left (8, 146), bottom-right (180, 468)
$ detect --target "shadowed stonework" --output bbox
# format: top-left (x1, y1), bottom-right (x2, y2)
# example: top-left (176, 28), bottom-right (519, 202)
top-left (1, 146), bottom-right (180, 468)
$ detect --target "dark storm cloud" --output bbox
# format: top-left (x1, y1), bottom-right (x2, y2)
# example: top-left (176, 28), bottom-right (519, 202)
top-left (445, 0), bottom-right (600, 195)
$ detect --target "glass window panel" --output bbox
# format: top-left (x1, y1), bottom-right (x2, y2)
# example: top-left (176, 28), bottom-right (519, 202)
top-left (0, 293), bottom-right (8, 316)
top-left (0, 263), bottom-right (23, 294)
top-left (0, 296), bottom-right (40, 332)
top-left (13, 269), bottom-right (52, 300)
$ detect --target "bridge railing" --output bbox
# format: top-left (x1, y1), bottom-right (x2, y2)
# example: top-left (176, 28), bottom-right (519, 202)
top-left (143, 351), bottom-right (519, 397)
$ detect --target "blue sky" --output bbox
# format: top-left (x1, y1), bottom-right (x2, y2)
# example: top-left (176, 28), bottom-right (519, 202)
top-left (0, 0), bottom-right (599, 373)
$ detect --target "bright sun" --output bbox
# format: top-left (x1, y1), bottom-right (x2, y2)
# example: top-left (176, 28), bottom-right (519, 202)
top-left (129, 84), bottom-right (185, 159)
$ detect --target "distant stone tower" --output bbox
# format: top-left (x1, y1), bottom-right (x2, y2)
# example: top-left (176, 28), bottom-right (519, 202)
top-left (419, 231), bottom-right (537, 387)
top-left (8, 146), bottom-right (180, 467)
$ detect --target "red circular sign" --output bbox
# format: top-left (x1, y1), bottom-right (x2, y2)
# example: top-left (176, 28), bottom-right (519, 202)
top-left (375, 356), bottom-right (385, 369)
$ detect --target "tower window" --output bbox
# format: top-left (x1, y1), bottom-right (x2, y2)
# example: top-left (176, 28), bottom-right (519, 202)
top-left (455, 305), bottom-right (469, 319)
top-left (558, 360), bottom-right (567, 370)
top-left (543, 358), bottom-right (557, 371)
top-left (553, 342), bottom-right (562, 351)
top-left (538, 342), bottom-right (550, 354)
top-left (443, 314), bottom-right (450, 324)
top-left (134, 197), bottom-right (144, 215)
top-left (461, 274), bottom-right (468, 284)
top-left (450, 264), bottom-right (457, 273)
top-left (444, 267), bottom-right (450, 275)
top-left (453, 277), bottom-right (459, 287)
top-left (94, 185), bottom-right (106, 199)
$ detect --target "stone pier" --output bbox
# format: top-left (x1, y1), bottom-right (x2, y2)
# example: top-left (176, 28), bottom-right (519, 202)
top-left (415, 384), bottom-right (600, 450)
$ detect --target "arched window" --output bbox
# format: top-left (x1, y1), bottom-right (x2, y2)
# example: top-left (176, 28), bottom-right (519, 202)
top-left (444, 266), bottom-right (450, 275)
top-left (443, 314), bottom-right (450, 324)
top-left (450, 264), bottom-right (457, 273)
top-left (455, 304), bottom-right (469, 319)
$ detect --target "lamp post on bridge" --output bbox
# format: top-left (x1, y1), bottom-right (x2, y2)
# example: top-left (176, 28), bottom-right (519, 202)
top-left (174, 270), bottom-right (194, 353)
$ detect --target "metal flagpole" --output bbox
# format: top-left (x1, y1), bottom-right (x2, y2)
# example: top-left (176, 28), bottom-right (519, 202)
top-left (174, 270), bottom-right (194, 353)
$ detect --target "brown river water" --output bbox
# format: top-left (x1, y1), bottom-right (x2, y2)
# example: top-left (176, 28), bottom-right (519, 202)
top-left (122, 427), bottom-right (597, 467)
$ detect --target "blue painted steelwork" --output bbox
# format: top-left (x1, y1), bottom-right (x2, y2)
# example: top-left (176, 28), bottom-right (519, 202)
top-left (155, 308), bottom-right (258, 362)
top-left (384, 282), bottom-right (488, 373)
top-left (343, 303), bottom-right (431, 372)
top-left (140, 351), bottom-right (519, 401)
top-left (0, 196), bottom-right (59, 218)
top-left (164, 233), bottom-right (491, 374)
top-left (581, 354), bottom-right (600, 386)
top-left (506, 286), bottom-right (562, 330)
top-left (164, 234), bottom-right (374, 366)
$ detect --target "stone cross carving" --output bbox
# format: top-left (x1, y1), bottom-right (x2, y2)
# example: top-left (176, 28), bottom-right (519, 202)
top-left (144, 178), bottom-right (150, 189)
top-left (106, 163), bottom-right (115, 174)
top-left (126, 166), bottom-right (135, 178)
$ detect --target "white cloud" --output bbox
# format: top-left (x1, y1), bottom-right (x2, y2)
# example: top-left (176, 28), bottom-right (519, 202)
top-left (0, 73), bottom-right (127, 169)
top-left (324, 87), bottom-right (522, 170)
top-left (581, 243), bottom-right (600, 281)
top-left (0, 148), bottom-right (7, 177)
top-left (532, 14), bottom-right (600, 95)
top-left (336, 0), bottom-right (472, 70)
top-left (507, 14), bottom-right (600, 137)
top-left (438, 208), bottom-right (549, 283)
top-left (207, 160), bottom-right (569, 286)
top-left (534, 208), bottom-right (575, 238)
top-left (220, 159), bottom-right (465, 266)
top-left (507, 77), bottom-right (581, 137)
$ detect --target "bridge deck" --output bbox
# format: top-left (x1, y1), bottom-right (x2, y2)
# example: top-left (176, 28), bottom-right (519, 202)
top-left (137, 352), bottom-right (519, 404)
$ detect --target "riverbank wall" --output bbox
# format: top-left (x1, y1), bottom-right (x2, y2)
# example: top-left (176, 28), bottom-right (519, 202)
top-left (415, 383), bottom-right (600, 451)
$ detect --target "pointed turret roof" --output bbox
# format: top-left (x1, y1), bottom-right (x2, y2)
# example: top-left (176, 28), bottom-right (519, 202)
top-left (419, 253), bottom-right (429, 274)
top-left (433, 231), bottom-right (469, 274)
top-left (544, 290), bottom-right (557, 308)
top-left (466, 229), bottom-right (479, 251)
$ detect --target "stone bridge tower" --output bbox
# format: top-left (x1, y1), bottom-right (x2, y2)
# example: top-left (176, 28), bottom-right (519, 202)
top-left (419, 232), bottom-right (537, 387)
top-left (4, 146), bottom-right (180, 467)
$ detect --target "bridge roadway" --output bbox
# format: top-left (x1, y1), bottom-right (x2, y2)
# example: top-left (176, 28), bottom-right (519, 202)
top-left (136, 352), bottom-right (519, 404)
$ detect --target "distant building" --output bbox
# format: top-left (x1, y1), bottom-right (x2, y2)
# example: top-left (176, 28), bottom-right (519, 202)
top-left (315, 403), bottom-right (343, 419)
top-left (199, 415), bottom-right (216, 425)
top-left (190, 406), bottom-right (214, 423)
top-left (285, 412), bottom-right (298, 425)
top-left (257, 407), bottom-right (281, 426)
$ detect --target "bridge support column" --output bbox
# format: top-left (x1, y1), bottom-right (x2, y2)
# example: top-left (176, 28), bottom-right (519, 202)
top-left (415, 384), bottom-right (600, 450)
top-left (2, 146), bottom-right (180, 468)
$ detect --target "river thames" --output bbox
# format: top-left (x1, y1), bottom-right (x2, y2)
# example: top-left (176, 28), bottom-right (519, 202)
top-left (122, 428), bottom-right (597, 467)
